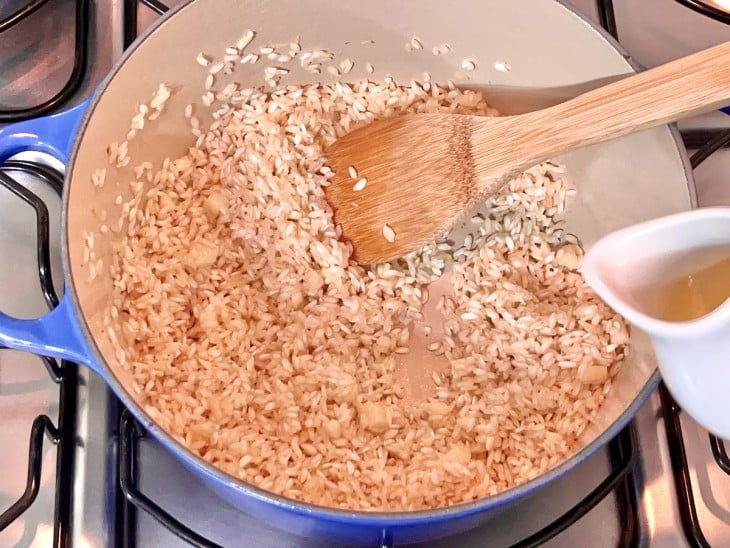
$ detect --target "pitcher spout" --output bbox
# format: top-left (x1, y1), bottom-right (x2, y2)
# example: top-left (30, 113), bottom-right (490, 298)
top-left (581, 206), bottom-right (730, 439)
top-left (581, 206), bottom-right (730, 331)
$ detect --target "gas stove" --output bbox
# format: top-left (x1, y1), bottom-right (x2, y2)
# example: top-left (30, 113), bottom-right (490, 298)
top-left (2, 1), bottom-right (730, 546)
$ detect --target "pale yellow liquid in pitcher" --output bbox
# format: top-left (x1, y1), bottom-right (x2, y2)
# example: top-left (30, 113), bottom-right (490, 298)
top-left (643, 255), bottom-right (730, 322)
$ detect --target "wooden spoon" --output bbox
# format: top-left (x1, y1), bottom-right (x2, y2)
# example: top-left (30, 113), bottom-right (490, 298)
top-left (324, 40), bottom-right (730, 264)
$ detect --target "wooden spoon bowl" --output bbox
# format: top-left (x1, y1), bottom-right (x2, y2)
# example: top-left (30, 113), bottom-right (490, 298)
top-left (325, 40), bottom-right (730, 264)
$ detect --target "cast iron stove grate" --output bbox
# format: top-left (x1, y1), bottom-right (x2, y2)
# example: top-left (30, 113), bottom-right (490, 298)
top-left (0, 0), bottom-right (90, 122)
top-left (0, 160), bottom-right (79, 548)
top-left (1, 0), bottom-right (729, 546)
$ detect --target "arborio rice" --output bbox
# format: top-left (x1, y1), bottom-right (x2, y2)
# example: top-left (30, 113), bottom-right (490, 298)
top-left (108, 78), bottom-right (629, 511)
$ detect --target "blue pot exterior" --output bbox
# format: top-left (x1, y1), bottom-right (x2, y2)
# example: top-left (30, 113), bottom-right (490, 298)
top-left (192, 464), bottom-right (510, 545)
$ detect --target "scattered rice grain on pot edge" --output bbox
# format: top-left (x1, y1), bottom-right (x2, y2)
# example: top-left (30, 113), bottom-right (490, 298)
top-left (382, 223), bottom-right (396, 243)
top-left (461, 58), bottom-right (477, 71)
top-left (353, 177), bottom-right (367, 192)
top-left (106, 72), bottom-right (629, 511)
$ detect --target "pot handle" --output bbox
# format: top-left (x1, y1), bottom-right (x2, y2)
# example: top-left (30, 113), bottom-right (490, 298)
top-left (0, 99), bottom-right (100, 373)
top-left (0, 99), bottom-right (90, 164)
top-left (0, 292), bottom-right (101, 373)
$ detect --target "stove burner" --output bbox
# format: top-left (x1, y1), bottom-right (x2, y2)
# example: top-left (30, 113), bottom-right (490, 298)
top-left (671, 0), bottom-right (730, 155)
top-left (0, 0), bottom-right (90, 122)
top-left (660, 386), bottom-right (711, 548)
top-left (0, 0), bottom-right (50, 33)
top-left (596, 0), bottom-right (619, 39)
top-left (675, 0), bottom-right (730, 24)
top-left (0, 414), bottom-right (60, 529)
top-left (709, 435), bottom-right (730, 475)
top-left (123, 0), bottom-right (169, 49)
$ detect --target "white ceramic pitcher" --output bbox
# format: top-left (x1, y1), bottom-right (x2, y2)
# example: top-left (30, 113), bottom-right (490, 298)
top-left (582, 207), bottom-right (730, 439)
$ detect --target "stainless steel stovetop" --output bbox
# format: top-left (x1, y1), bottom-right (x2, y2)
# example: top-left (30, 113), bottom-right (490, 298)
top-left (2, 1), bottom-right (730, 546)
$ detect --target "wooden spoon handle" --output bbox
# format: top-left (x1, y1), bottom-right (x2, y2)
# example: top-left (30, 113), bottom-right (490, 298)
top-left (498, 40), bottom-right (730, 159)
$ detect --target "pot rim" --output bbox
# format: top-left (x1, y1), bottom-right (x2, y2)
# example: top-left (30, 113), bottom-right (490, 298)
top-left (60, 0), bottom-right (695, 523)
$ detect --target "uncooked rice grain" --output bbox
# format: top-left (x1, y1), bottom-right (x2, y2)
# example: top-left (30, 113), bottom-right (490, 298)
top-left (149, 83), bottom-right (171, 110)
top-left (494, 60), bottom-right (511, 73)
top-left (340, 59), bottom-right (355, 74)
top-left (209, 60), bottom-right (225, 75)
top-left (240, 53), bottom-right (259, 64)
top-left (432, 43), bottom-right (452, 56)
top-left (91, 167), bottom-right (107, 189)
top-left (461, 59), bottom-right (476, 71)
top-left (235, 30), bottom-right (255, 52)
top-left (106, 68), bottom-right (628, 512)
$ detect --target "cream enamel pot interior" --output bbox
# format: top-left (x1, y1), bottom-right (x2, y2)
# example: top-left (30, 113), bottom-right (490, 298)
top-left (0, 0), bottom-right (695, 545)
